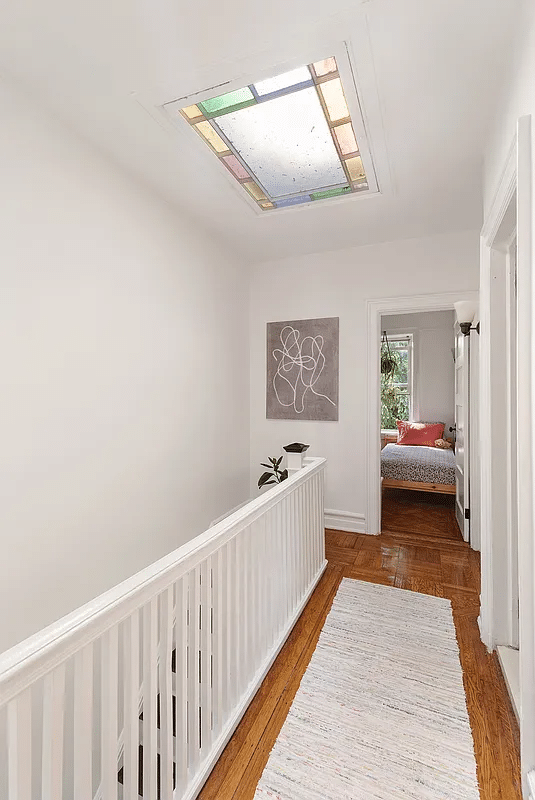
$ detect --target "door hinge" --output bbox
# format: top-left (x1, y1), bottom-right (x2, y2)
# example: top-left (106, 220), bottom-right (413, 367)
top-left (464, 508), bottom-right (470, 520)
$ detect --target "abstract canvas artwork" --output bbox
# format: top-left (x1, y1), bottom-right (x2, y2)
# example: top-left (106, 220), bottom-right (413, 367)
top-left (266, 317), bottom-right (339, 421)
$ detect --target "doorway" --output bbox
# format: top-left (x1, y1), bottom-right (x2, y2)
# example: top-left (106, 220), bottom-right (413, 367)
top-left (366, 291), bottom-right (479, 539)
top-left (379, 309), bottom-right (460, 538)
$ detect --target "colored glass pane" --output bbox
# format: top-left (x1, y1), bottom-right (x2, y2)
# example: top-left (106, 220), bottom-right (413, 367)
top-left (254, 67), bottom-right (312, 96)
top-left (200, 87), bottom-right (254, 115)
top-left (333, 122), bottom-right (358, 155)
top-left (222, 154), bottom-right (250, 179)
top-left (275, 195), bottom-right (311, 207)
top-left (243, 181), bottom-right (267, 201)
top-left (312, 57), bottom-right (337, 77)
top-left (260, 202), bottom-right (274, 209)
top-left (195, 121), bottom-right (228, 153)
top-left (182, 104), bottom-right (202, 119)
top-left (216, 87), bottom-right (344, 198)
top-left (311, 185), bottom-right (351, 200)
top-left (345, 155), bottom-right (366, 182)
top-left (319, 78), bottom-right (349, 122)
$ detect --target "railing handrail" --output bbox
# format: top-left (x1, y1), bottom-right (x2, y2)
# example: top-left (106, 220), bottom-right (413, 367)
top-left (0, 457), bottom-right (326, 705)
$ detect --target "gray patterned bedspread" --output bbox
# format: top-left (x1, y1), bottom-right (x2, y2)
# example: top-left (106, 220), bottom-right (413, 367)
top-left (381, 443), bottom-right (456, 485)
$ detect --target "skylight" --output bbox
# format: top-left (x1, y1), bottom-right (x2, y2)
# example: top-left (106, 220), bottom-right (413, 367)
top-left (165, 56), bottom-right (372, 211)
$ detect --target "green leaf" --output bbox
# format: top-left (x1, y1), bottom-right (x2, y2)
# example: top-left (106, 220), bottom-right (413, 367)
top-left (279, 469), bottom-right (288, 482)
top-left (260, 463), bottom-right (273, 469)
top-left (258, 471), bottom-right (275, 488)
top-left (275, 456), bottom-right (283, 468)
top-left (269, 457), bottom-right (277, 464)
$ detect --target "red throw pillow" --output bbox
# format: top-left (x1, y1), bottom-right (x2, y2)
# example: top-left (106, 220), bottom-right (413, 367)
top-left (396, 421), bottom-right (445, 446)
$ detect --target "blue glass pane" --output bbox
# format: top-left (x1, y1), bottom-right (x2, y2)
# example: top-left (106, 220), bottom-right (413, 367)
top-left (275, 195), bottom-right (311, 208)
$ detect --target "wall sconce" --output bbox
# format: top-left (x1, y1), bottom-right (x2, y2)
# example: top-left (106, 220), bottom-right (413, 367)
top-left (454, 301), bottom-right (480, 336)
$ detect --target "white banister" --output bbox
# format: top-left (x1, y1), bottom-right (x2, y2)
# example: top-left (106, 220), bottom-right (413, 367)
top-left (0, 457), bottom-right (326, 800)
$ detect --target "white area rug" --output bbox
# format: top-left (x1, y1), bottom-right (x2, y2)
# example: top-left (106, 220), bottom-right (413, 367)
top-left (255, 579), bottom-right (479, 799)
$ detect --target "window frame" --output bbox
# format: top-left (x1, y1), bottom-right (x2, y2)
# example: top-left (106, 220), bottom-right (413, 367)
top-left (380, 332), bottom-right (414, 431)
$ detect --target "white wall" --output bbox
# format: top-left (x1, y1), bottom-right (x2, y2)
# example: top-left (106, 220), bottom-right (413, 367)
top-left (0, 76), bottom-right (249, 654)
top-left (249, 230), bottom-right (479, 522)
top-left (382, 310), bottom-right (455, 433)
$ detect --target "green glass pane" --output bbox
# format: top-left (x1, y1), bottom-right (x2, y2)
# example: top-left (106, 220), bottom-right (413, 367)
top-left (311, 185), bottom-right (351, 200)
top-left (200, 87), bottom-right (254, 115)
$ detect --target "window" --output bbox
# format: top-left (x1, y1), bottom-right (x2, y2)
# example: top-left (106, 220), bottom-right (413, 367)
top-left (164, 53), bottom-right (374, 212)
top-left (381, 334), bottom-right (413, 430)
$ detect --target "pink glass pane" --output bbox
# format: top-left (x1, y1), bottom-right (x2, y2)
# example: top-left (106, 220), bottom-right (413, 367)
top-left (222, 155), bottom-right (250, 179)
top-left (312, 57), bottom-right (337, 77)
top-left (333, 122), bottom-right (358, 155)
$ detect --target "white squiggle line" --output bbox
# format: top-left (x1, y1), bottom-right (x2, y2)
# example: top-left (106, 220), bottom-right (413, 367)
top-left (272, 325), bottom-right (336, 414)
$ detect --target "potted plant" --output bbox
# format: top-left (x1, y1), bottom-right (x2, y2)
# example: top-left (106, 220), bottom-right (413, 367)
top-left (258, 456), bottom-right (288, 489)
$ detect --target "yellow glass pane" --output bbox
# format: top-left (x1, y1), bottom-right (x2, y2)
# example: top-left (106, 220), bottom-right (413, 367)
top-left (243, 181), bottom-right (267, 201)
top-left (195, 121), bottom-right (228, 153)
top-left (260, 201), bottom-right (274, 209)
top-left (345, 155), bottom-right (366, 182)
top-left (312, 57), bottom-right (337, 77)
top-left (182, 104), bottom-right (202, 119)
top-left (333, 122), bottom-right (358, 155)
top-left (319, 78), bottom-right (349, 122)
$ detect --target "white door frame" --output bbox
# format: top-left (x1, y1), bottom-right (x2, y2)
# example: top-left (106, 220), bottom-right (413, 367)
top-left (479, 115), bottom-right (534, 797)
top-left (365, 290), bottom-right (478, 536)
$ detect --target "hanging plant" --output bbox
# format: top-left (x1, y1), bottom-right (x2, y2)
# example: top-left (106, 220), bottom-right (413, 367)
top-left (380, 331), bottom-right (397, 376)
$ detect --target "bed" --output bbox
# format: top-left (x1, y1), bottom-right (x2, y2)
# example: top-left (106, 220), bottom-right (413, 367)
top-left (381, 442), bottom-right (456, 494)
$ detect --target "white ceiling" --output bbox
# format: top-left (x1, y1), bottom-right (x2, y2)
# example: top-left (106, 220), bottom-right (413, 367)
top-left (0, 0), bottom-right (519, 263)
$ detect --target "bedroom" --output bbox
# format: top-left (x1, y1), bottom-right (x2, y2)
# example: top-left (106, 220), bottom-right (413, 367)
top-left (379, 309), bottom-right (469, 539)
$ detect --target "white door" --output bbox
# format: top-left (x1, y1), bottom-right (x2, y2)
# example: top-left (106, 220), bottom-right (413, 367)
top-left (454, 324), bottom-right (470, 541)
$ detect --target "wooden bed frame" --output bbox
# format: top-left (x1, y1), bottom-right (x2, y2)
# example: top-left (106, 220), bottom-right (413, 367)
top-left (381, 433), bottom-right (456, 495)
top-left (381, 477), bottom-right (456, 495)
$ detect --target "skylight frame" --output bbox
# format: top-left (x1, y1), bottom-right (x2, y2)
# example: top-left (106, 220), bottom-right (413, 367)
top-left (162, 43), bottom-right (379, 215)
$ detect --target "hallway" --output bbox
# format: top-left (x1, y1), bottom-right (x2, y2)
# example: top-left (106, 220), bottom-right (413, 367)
top-left (198, 492), bottom-right (521, 800)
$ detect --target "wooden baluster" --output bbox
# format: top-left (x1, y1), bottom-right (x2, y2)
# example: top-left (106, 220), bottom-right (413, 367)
top-left (159, 587), bottom-right (174, 800)
top-left (42, 663), bottom-right (66, 800)
top-left (295, 489), bottom-right (302, 606)
top-left (320, 470), bottom-right (326, 564)
top-left (242, 530), bottom-right (252, 684)
top-left (8, 689), bottom-right (32, 800)
top-left (267, 508), bottom-right (277, 647)
top-left (143, 599), bottom-right (158, 800)
top-left (318, 472), bottom-right (324, 569)
top-left (187, 566), bottom-right (201, 777)
top-left (303, 479), bottom-right (311, 587)
top-left (122, 611), bottom-right (140, 800)
top-left (174, 577), bottom-right (188, 795)
top-left (311, 473), bottom-right (319, 574)
top-left (228, 537), bottom-right (238, 709)
top-left (199, 559), bottom-right (213, 758)
top-left (254, 520), bottom-right (263, 665)
top-left (101, 626), bottom-right (119, 800)
top-left (276, 501), bottom-right (286, 634)
top-left (74, 645), bottom-right (93, 800)
top-left (211, 547), bottom-right (224, 736)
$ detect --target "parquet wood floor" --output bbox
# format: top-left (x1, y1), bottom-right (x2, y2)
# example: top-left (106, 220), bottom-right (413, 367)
top-left (197, 489), bottom-right (521, 800)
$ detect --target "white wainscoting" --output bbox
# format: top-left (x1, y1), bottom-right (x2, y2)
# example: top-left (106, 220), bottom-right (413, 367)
top-left (324, 509), bottom-right (366, 534)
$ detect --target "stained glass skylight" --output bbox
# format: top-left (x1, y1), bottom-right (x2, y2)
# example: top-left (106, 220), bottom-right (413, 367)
top-left (167, 56), bottom-right (371, 211)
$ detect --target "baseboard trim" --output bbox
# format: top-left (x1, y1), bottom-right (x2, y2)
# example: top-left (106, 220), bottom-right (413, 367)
top-left (325, 509), bottom-right (367, 534)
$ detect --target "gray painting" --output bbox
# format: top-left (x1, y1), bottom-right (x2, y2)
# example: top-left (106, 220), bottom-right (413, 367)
top-left (266, 317), bottom-right (339, 421)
